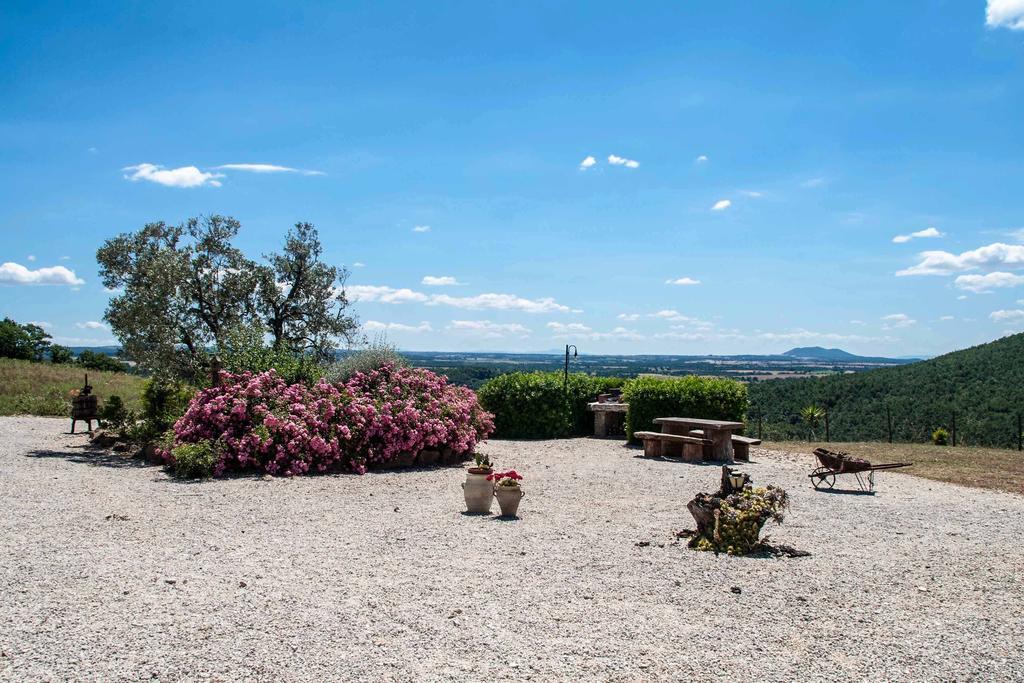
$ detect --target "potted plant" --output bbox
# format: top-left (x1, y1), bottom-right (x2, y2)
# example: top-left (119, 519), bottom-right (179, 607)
top-left (488, 470), bottom-right (525, 517)
top-left (462, 453), bottom-right (494, 513)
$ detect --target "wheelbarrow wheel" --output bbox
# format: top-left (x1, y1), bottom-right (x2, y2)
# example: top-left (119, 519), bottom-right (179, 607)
top-left (811, 467), bottom-right (835, 490)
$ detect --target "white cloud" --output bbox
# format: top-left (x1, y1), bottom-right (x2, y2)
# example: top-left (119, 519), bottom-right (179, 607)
top-left (449, 320), bottom-right (531, 337)
top-left (430, 292), bottom-right (570, 313)
top-left (695, 155), bottom-right (708, 163)
top-left (897, 242), bottom-right (1024, 276)
top-left (0, 262), bottom-right (85, 286)
top-left (882, 313), bottom-right (916, 328)
top-left (123, 163), bottom-right (224, 188)
top-left (547, 322), bottom-right (592, 333)
top-left (665, 277), bottom-right (701, 286)
top-left (1010, 228), bottom-right (1024, 242)
top-left (549, 322), bottom-right (644, 341)
top-left (362, 320), bottom-right (432, 333)
top-left (347, 285), bottom-right (430, 304)
top-left (990, 309), bottom-right (1024, 323)
top-left (801, 177), bottom-right (826, 188)
top-left (215, 163), bottom-right (324, 176)
top-left (954, 271), bottom-right (1024, 293)
top-left (26, 254), bottom-right (36, 261)
top-left (892, 226), bottom-right (943, 244)
top-left (348, 284), bottom-right (573, 314)
top-left (850, 320), bottom-right (865, 325)
top-left (617, 313), bottom-right (640, 321)
top-left (987, 0), bottom-right (1024, 29)
top-left (607, 154), bottom-right (639, 169)
top-left (412, 225), bottom-right (431, 233)
top-left (940, 315), bottom-right (955, 321)
top-left (739, 190), bottom-right (763, 198)
top-left (76, 321), bottom-right (107, 330)
top-left (579, 155), bottom-right (597, 170)
top-left (421, 275), bottom-right (462, 286)
top-left (957, 295), bottom-right (968, 300)
top-left (352, 262), bottom-right (365, 268)
top-left (711, 199), bottom-right (731, 211)
top-left (59, 256), bottom-right (70, 261)
top-left (649, 310), bottom-right (713, 328)
top-left (27, 321), bottom-right (52, 329)
top-left (87, 147), bottom-right (98, 154)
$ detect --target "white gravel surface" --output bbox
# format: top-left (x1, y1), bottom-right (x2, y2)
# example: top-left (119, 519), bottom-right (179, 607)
top-left (2, 416), bottom-right (1023, 682)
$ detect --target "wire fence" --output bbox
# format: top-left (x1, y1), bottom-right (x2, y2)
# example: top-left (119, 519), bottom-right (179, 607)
top-left (748, 407), bottom-right (1024, 451)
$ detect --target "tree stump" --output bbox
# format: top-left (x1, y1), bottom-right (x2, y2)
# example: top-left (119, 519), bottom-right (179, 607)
top-left (685, 466), bottom-right (787, 555)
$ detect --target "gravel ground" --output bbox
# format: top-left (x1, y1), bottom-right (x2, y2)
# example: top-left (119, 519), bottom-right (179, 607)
top-left (2, 416), bottom-right (1023, 682)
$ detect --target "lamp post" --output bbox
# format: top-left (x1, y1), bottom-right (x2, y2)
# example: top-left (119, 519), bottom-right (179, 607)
top-left (564, 344), bottom-right (577, 391)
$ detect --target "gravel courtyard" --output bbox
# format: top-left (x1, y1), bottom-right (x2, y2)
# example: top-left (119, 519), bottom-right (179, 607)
top-left (2, 416), bottom-right (1023, 682)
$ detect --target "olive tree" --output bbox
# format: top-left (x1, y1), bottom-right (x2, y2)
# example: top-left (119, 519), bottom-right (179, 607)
top-left (256, 222), bottom-right (358, 362)
top-left (97, 215), bottom-right (356, 382)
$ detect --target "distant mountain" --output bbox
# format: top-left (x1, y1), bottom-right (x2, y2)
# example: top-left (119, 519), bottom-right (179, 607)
top-left (751, 333), bottom-right (1024, 448)
top-left (783, 346), bottom-right (861, 361)
top-left (781, 347), bottom-right (913, 364)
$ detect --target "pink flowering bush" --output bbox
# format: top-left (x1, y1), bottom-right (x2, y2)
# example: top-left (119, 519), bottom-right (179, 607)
top-left (166, 364), bottom-right (494, 478)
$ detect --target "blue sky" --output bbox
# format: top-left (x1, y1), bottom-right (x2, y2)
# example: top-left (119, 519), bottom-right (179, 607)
top-left (2, 1), bottom-right (1024, 356)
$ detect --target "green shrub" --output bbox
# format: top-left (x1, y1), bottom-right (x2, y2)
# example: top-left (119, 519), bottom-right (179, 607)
top-left (622, 375), bottom-right (748, 441)
top-left (170, 440), bottom-right (219, 479)
top-left (477, 371), bottom-right (623, 439)
top-left (325, 336), bottom-right (409, 383)
top-left (77, 350), bottom-right (127, 373)
top-left (219, 324), bottom-right (326, 385)
top-left (931, 427), bottom-right (950, 446)
top-left (99, 395), bottom-right (135, 434)
top-left (14, 387), bottom-right (69, 416)
top-left (49, 345), bottom-right (74, 364)
top-left (123, 379), bottom-right (197, 444)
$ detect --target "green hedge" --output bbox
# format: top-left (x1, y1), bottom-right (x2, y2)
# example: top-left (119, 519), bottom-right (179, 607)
top-left (477, 372), bottom-right (624, 439)
top-left (622, 376), bottom-right (748, 441)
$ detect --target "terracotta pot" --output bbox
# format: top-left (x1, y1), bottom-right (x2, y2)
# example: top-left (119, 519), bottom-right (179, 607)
top-left (494, 485), bottom-right (525, 517)
top-left (462, 470), bottom-right (494, 513)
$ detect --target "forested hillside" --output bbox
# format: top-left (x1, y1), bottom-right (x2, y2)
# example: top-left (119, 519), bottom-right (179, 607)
top-left (748, 333), bottom-right (1024, 448)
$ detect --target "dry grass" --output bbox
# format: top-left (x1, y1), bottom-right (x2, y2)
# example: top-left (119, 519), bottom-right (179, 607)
top-left (0, 358), bottom-right (146, 417)
top-left (763, 439), bottom-right (1024, 496)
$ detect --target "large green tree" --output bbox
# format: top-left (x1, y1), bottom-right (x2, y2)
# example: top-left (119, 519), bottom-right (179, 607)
top-left (0, 318), bottom-right (52, 361)
top-left (97, 215), bottom-right (357, 381)
top-left (257, 222), bottom-right (358, 362)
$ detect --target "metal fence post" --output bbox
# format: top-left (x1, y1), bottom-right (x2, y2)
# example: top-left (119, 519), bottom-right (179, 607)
top-left (886, 405), bottom-right (893, 444)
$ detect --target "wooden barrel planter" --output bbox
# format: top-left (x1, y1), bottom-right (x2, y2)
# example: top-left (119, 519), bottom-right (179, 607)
top-left (71, 394), bottom-right (98, 433)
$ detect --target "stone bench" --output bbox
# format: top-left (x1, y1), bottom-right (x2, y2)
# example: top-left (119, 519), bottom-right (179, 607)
top-left (687, 430), bottom-right (762, 462)
top-left (633, 431), bottom-right (713, 463)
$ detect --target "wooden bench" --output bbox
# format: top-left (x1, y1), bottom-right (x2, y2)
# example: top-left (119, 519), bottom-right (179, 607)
top-left (687, 430), bottom-right (762, 462)
top-left (633, 431), bottom-right (713, 463)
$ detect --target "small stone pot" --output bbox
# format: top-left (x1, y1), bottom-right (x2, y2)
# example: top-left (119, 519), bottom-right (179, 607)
top-left (494, 485), bottom-right (525, 518)
top-left (462, 469), bottom-right (494, 513)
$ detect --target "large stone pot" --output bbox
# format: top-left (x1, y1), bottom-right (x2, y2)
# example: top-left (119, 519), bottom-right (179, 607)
top-left (494, 485), bottom-right (525, 518)
top-left (462, 468), bottom-right (494, 513)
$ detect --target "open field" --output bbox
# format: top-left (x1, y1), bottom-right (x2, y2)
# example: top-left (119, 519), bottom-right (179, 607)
top-left (2, 417), bottom-right (1023, 681)
top-left (0, 359), bottom-right (146, 417)
top-left (763, 440), bottom-right (1024, 496)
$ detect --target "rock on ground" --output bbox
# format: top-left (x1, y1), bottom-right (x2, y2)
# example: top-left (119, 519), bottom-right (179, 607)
top-left (1, 416), bottom-right (1023, 681)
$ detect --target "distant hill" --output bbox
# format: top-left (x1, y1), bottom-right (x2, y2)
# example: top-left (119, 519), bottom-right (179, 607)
top-left (750, 333), bottom-right (1024, 448)
top-left (782, 346), bottom-right (913, 364)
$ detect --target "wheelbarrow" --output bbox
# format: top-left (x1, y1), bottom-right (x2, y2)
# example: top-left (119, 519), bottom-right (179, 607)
top-left (809, 448), bottom-right (912, 493)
